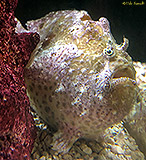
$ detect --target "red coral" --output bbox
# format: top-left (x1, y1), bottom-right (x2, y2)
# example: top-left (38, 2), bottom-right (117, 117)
top-left (0, 0), bottom-right (40, 159)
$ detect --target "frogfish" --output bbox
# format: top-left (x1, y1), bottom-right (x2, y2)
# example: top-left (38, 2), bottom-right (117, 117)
top-left (24, 10), bottom-right (140, 153)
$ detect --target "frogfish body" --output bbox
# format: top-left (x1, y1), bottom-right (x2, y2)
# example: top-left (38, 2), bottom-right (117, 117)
top-left (24, 10), bottom-right (139, 153)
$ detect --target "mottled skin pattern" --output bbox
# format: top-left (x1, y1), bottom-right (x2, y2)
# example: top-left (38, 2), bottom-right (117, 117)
top-left (24, 10), bottom-right (139, 153)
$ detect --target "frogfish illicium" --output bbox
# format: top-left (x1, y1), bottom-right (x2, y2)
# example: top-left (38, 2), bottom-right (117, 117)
top-left (24, 10), bottom-right (140, 153)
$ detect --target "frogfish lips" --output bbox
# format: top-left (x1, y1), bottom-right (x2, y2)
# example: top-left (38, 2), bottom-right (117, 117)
top-left (106, 65), bottom-right (139, 115)
top-left (112, 65), bottom-right (136, 80)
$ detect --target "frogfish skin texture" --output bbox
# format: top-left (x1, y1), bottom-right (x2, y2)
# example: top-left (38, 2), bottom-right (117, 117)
top-left (24, 10), bottom-right (139, 153)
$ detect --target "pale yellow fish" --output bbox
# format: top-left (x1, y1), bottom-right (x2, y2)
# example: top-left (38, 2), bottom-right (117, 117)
top-left (24, 10), bottom-right (139, 153)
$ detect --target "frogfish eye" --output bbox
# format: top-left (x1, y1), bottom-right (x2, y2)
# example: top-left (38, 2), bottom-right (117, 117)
top-left (103, 46), bottom-right (115, 57)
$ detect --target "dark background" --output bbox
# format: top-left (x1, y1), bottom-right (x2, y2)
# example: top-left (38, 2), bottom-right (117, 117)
top-left (15, 0), bottom-right (146, 62)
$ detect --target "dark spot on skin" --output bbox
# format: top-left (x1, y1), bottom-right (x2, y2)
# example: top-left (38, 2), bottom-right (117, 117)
top-left (54, 82), bottom-right (57, 86)
top-left (79, 107), bottom-right (82, 111)
top-left (40, 105), bottom-right (42, 108)
top-left (48, 96), bottom-right (52, 102)
top-left (68, 90), bottom-right (72, 94)
top-left (39, 22), bottom-right (45, 29)
top-left (0, 135), bottom-right (5, 141)
top-left (33, 97), bottom-right (36, 103)
top-left (49, 86), bottom-right (52, 90)
top-left (73, 114), bottom-right (76, 118)
top-left (51, 111), bottom-right (54, 119)
top-left (99, 118), bottom-right (103, 122)
top-left (42, 100), bottom-right (47, 104)
top-left (38, 84), bottom-right (42, 90)
top-left (60, 91), bottom-right (62, 95)
top-left (46, 117), bottom-right (49, 122)
top-left (74, 84), bottom-right (77, 87)
top-left (31, 83), bottom-right (35, 87)
top-left (88, 115), bottom-right (94, 121)
top-left (71, 121), bottom-right (75, 126)
top-left (93, 121), bottom-right (97, 125)
top-left (96, 108), bottom-right (101, 114)
top-left (29, 85), bottom-right (33, 92)
top-left (44, 94), bottom-right (47, 98)
top-left (44, 85), bottom-right (48, 91)
top-left (81, 125), bottom-right (88, 131)
top-left (73, 111), bottom-right (77, 118)
top-left (85, 120), bottom-right (90, 125)
top-left (55, 121), bottom-right (59, 126)
top-left (35, 92), bottom-right (38, 96)
top-left (56, 101), bottom-right (60, 107)
top-left (106, 112), bottom-right (109, 116)
top-left (35, 99), bottom-right (40, 107)
top-left (45, 106), bottom-right (50, 112)
top-left (93, 100), bottom-right (96, 104)
top-left (62, 102), bottom-right (66, 107)
top-left (63, 98), bottom-right (67, 102)
top-left (101, 110), bottom-right (105, 114)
